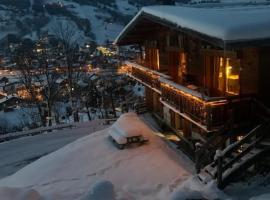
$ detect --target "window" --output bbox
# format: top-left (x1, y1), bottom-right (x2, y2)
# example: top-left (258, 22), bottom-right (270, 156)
top-left (217, 57), bottom-right (240, 95)
top-left (225, 58), bottom-right (240, 95)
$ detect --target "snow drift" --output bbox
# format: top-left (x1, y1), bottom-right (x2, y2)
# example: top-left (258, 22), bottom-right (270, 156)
top-left (109, 112), bottom-right (151, 144)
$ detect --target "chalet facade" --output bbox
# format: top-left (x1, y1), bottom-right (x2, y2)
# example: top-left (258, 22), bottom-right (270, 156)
top-left (116, 6), bottom-right (270, 155)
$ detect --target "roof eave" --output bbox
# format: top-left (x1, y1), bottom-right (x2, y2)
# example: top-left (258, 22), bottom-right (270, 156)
top-left (115, 9), bottom-right (270, 49)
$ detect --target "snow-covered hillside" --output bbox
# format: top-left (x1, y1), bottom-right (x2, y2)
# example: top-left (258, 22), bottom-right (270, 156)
top-left (1, 0), bottom-right (269, 44)
top-left (0, 0), bottom-right (142, 44)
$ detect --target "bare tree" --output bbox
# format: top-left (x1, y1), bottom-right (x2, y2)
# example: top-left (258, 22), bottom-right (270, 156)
top-left (81, 79), bottom-right (101, 121)
top-left (53, 22), bottom-right (82, 122)
top-left (15, 48), bottom-right (47, 126)
top-left (15, 42), bottom-right (62, 127)
top-left (97, 76), bottom-right (117, 119)
top-left (53, 22), bottom-right (79, 91)
top-left (35, 47), bottom-right (62, 126)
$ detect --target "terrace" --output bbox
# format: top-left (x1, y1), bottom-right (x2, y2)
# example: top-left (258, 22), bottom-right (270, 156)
top-left (124, 60), bottom-right (253, 132)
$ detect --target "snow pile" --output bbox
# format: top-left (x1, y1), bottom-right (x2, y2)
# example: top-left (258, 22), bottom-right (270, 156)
top-left (171, 177), bottom-right (231, 200)
top-left (250, 193), bottom-right (270, 200)
top-left (113, 112), bottom-right (151, 137)
top-left (133, 83), bottom-right (145, 97)
top-left (0, 187), bottom-right (44, 200)
top-left (109, 112), bottom-right (150, 144)
top-left (80, 180), bottom-right (115, 200)
top-left (0, 113), bottom-right (194, 200)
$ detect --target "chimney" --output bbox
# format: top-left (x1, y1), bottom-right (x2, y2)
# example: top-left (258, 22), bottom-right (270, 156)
top-left (156, 0), bottom-right (175, 5)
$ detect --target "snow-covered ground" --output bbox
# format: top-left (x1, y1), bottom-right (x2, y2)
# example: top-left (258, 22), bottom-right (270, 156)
top-left (0, 119), bottom-right (108, 179)
top-left (0, 113), bottom-right (269, 200)
top-left (0, 113), bottom-right (195, 200)
top-left (0, 107), bottom-right (38, 132)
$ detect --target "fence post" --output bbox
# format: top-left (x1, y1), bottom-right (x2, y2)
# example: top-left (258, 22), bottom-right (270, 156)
top-left (216, 150), bottom-right (223, 189)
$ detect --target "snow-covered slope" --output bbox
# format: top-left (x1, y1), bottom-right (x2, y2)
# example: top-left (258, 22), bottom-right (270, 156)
top-left (0, 113), bottom-right (194, 200)
top-left (1, 0), bottom-right (269, 44)
top-left (0, 0), bottom-right (141, 44)
top-left (0, 113), bottom-right (269, 200)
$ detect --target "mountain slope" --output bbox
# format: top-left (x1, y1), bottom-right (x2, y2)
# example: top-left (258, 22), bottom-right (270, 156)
top-left (0, 0), bottom-right (269, 44)
top-left (0, 0), bottom-right (147, 44)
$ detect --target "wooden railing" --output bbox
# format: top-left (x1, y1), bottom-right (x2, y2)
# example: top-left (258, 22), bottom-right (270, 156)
top-left (131, 67), bottom-right (161, 92)
top-left (125, 61), bottom-right (170, 93)
top-left (215, 122), bottom-right (270, 188)
top-left (125, 61), bottom-right (255, 131)
top-left (160, 81), bottom-right (228, 130)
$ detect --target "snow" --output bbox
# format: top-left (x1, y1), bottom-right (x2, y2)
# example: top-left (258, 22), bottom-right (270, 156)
top-left (0, 94), bottom-right (19, 104)
top-left (81, 180), bottom-right (115, 200)
top-left (109, 113), bottom-right (151, 144)
top-left (133, 83), bottom-right (145, 97)
top-left (0, 120), bottom-right (108, 179)
top-left (109, 126), bottom-right (127, 144)
top-left (0, 0), bottom-right (139, 44)
top-left (191, 0), bottom-right (268, 4)
top-left (0, 187), bottom-right (44, 200)
top-left (250, 194), bottom-right (270, 200)
top-left (0, 112), bottom-right (268, 199)
top-left (112, 112), bottom-right (151, 137)
top-left (171, 177), bottom-right (231, 200)
top-left (116, 0), bottom-right (138, 15)
top-left (63, 1), bottom-right (129, 44)
top-left (224, 174), bottom-right (270, 200)
top-left (0, 107), bottom-right (38, 132)
top-left (116, 5), bottom-right (270, 43)
top-left (0, 113), bottom-right (194, 200)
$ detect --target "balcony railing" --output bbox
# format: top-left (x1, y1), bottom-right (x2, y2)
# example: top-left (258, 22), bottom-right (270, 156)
top-left (124, 61), bottom-right (253, 132)
top-left (125, 61), bottom-right (170, 94)
top-left (160, 78), bottom-right (228, 130)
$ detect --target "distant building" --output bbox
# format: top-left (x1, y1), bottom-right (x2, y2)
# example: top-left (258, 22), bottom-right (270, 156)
top-left (0, 95), bottom-right (20, 111)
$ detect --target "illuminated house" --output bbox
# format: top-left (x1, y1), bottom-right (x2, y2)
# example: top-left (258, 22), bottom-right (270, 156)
top-left (115, 6), bottom-right (270, 151)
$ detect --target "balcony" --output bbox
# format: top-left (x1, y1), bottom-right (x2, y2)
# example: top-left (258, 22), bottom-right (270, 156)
top-left (160, 78), bottom-right (228, 131)
top-left (125, 61), bottom-right (170, 94)
top-left (124, 61), bottom-right (253, 132)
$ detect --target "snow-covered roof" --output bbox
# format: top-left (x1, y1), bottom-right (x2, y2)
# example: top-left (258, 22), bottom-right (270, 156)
top-left (0, 95), bottom-right (19, 104)
top-left (115, 5), bottom-right (270, 46)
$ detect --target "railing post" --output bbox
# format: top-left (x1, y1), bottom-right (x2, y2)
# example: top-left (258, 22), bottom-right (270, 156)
top-left (206, 105), bottom-right (211, 130)
top-left (216, 150), bottom-right (223, 189)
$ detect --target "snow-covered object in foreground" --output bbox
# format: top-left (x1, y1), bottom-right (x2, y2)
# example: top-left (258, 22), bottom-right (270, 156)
top-left (81, 180), bottom-right (115, 200)
top-left (109, 113), bottom-right (149, 149)
top-left (171, 177), bottom-right (231, 200)
top-left (0, 187), bottom-right (44, 200)
top-left (250, 193), bottom-right (270, 200)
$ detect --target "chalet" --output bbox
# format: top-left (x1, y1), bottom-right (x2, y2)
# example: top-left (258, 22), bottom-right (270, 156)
top-left (116, 5), bottom-right (270, 187)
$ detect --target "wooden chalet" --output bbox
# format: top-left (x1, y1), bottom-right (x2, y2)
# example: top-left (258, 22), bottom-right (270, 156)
top-left (116, 5), bottom-right (270, 181)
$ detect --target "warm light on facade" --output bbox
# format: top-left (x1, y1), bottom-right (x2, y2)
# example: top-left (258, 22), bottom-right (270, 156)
top-left (225, 58), bottom-right (240, 95)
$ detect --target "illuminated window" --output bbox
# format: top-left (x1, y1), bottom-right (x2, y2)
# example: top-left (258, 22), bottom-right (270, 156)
top-left (225, 58), bottom-right (240, 95)
top-left (218, 57), bottom-right (225, 92)
top-left (156, 49), bottom-right (160, 70)
top-left (178, 52), bottom-right (187, 83)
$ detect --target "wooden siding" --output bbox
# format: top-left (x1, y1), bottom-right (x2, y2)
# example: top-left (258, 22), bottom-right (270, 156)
top-left (240, 48), bottom-right (259, 95)
top-left (258, 47), bottom-right (270, 106)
